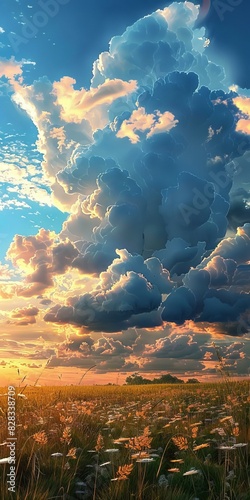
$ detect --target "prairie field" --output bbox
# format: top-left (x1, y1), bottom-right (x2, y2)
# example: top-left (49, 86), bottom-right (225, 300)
top-left (0, 381), bottom-right (249, 500)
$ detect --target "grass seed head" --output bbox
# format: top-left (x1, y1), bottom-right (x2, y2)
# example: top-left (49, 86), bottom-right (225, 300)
top-left (33, 431), bottom-right (48, 446)
top-left (95, 433), bottom-right (104, 452)
top-left (172, 435), bottom-right (188, 451)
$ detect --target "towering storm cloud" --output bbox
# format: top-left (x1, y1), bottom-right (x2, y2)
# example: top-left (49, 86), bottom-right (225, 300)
top-left (4, 2), bottom-right (250, 341)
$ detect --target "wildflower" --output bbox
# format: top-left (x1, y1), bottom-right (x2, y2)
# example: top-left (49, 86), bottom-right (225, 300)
top-left (220, 416), bottom-right (233, 423)
top-left (33, 431), bottom-right (48, 445)
top-left (183, 468), bottom-right (200, 476)
top-left (170, 459), bottom-right (184, 463)
top-left (104, 448), bottom-right (119, 453)
top-left (136, 458), bottom-right (155, 463)
top-left (233, 443), bottom-right (247, 448)
top-left (100, 461), bottom-right (111, 467)
top-left (136, 411), bottom-right (146, 419)
top-left (193, 443), bottom-right (210, 451)
top-left (111, 463), bottom-right (133, 481)
top-left (232, 426), bottom-right (240, 437)
top-left (191, 426), bottom-right (199, 439)
top-left (168, 467), bottom-right (180, 472)
top-left (60, 426), bottom-right (71, 445)
top-left (67, 447), bottom-right (77, 459)
top-left (60, 415), bottom-right (73, 424)
top-left (51, 453), bottom-right (63, 458)
top-left (172, 436), bottom-right (188, 451)
top-left (126, 426), bottom-right (152, 452)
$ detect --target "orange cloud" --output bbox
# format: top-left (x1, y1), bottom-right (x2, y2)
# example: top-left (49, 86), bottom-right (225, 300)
top-left (7, 229), bottom-right (55, 268)
top-left (10, 306), bottom-right (39, 326)
top-left (116, 107), bottom-right (178, 143)
top-left (0, 57), bottom-right (23, 83)
top-left (147, 110), bottom-right (179, 137)
top-left (6, 229), bottom-right (79, 298)
top-left (116, 107), bottom-right (155, 143)
top-left (233, 96), bottom-right (250, 135)
top-left (233, 96), bottom-right (250, 116)
top-left (0, 284), bottom-right (16, 299)
top-left (235, 119), bottom-right (250, 135)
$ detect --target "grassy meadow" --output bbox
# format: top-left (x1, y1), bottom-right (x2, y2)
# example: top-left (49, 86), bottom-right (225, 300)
top-left (0, 381), bottom-right (249, 499)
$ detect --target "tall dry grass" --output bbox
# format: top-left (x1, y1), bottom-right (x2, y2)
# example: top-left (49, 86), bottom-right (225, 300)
top-left (0, 381), bottom-right (249, 499)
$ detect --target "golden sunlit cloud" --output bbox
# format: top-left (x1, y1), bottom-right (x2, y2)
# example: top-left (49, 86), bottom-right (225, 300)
top-left (116, 106), bottom-right (178, 144)
top-left (235, 119), bottom-right (250, 135)
top-left (53, 77), bottom-right (137, 128)
top-left (234, 96), bottom-right (250, 135)
top-left (234, 96), bottom-right (250, 116)
top-left (0, 56), bottom-right (23, 83)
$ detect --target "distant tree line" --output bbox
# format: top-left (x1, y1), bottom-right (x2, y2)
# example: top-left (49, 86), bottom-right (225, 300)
top-left (125, 373), bottom-right (200, 385)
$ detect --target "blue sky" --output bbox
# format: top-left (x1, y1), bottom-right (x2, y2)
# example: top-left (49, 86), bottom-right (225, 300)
top-left (0, 0), bottom-right (250, 385)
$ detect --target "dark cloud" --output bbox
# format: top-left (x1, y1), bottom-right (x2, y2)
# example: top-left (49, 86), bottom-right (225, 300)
top-left (11, 306), bottom-right (39, 318)
top-left (52, 241), bottom-right (79, 273)
top-left (203, 223), bottom-right (250, 264)
top-left (199, 289), bottom-right (250, 323)
top-left (10, 306), bottom-right (39, 326)
top-left (41, 4), bottom-right (250, 335)
top-left (45, 249), bottom-right (173, 331)
top-left (153, 238), bottom-right (206, 276)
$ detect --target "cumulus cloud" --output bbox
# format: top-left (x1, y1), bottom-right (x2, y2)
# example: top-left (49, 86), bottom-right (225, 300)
top-left (144, 333), bottom-right (201, 359)
top-left (233, 96), bottom-right (250, 135)
top-left (6, 229), bottom-right (80, 297)
top-left (1, 2), bottom-right (250, 376)
top-left (32, 3), bottom-right (250, 334)
top-left (0, 56), bottom-right (23, 82)
top-left (53, 77), bottom-right (137, 128)
top-left (45, 249), bottom-right (173, 331)
top-left (116, 107), bottom-right (178, 144)
top-left (42, 319), bottom-right (250, 376)
top-left (234, 96), bottom-right (250, 115)
top-left (91, 2), bottom-right (225, 90)
top-left (10, 306), bottom-right (39, 326)
top-left (202, 224), bottom-right (250, 265)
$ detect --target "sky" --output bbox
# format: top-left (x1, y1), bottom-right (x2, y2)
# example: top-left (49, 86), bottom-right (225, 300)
top-left (0, 0), bottom-right (250, 386)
